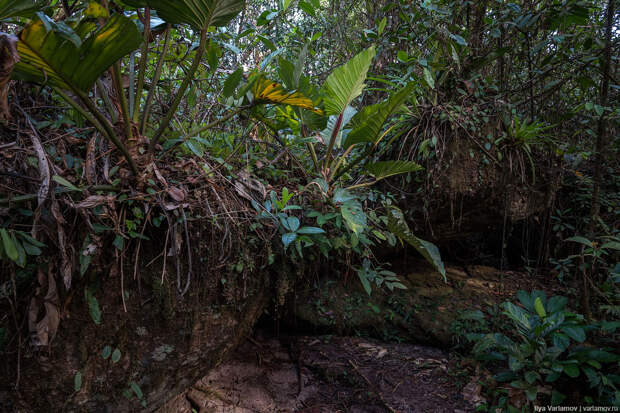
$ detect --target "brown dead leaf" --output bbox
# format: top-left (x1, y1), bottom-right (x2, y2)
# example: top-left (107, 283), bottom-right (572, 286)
top-left (29, 133), bottom-right (50, 207)
top-left (507, 386), bottom-right (527, 408)
top-left (462, 376), bottom-right (486, 406)
top-left (167, 186), bottom-right (185, 202)
top-left (28, 268), bottom-right (60, 346)
top-left (76, 195), bottom-right (116, 209)
top-left (153, 163), bottom-right (168, 187)
top-left (0, 33), bottom-right (18, 123)
top-left (85, 135), bottom-right (98, 185)
top-left (51, 198), bottom-right (72, 289)
top-left (235, 171), bottom-right (266, 202)
top-left (162, 202), bottom-right (180, 211)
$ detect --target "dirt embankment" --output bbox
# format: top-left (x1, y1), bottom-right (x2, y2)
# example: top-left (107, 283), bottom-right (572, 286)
top-left (292, 260), bottom-right (548, 347)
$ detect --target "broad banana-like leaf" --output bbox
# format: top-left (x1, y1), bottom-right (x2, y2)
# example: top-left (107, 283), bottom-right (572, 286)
top-left (13, 13), bottom-right (142, 92)
top-left (343, 82), bottom-right (414, 148)
top-left (252, 76), bottom-right (322, 113)
top-left (386, 206), bottom-right (446, 280)
top-left (140, 0), bottom-right (245, 30)
top-left (0, 0), bottom-right (45, 20)
top-left (321, 46), bottom-right (375, 115)
top-left (365, 160), bottom-right (422, 181)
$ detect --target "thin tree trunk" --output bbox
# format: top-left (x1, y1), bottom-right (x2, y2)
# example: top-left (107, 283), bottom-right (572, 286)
top-left (588, 0), bottom-right (614, 231)
top-left (583, 0), bottom-right (614, 320)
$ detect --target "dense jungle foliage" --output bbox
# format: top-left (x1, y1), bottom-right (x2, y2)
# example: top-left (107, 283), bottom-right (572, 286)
top-left (0, 0), bottom-right (618, 411)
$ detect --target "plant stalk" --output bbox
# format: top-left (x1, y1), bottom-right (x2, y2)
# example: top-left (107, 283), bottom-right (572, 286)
top-left (300, 123), bottom-right (319, 174)
top-left (129, 51), bottom-right (135, 116)
top-left (53, 88), bottom-right (106, 136)
top-left (323, 111), bottom-right (343, 170)
top-left (95, 78), bottom-right (118, 123)
top-left (113, 61), bottom-right (133, 141)
top-left (149, 28), bottom-right (208, 155)
top-left (141, 25), bottom-right (171, 135)
top-left (74, 89), bottom-right (138, 175)
top-left (328, 145), bottom-right (354, 182)
top-left (133, 7), bottom-right (151, 122)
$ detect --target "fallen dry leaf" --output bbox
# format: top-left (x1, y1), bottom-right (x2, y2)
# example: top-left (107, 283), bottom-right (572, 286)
top-left (167, 186), bottom-right (185, 202)
top-left (28, 268), bottom-right (60, 346)
top-left (76, 195), bottom-right (116, 209)
top-left (462, 376), bottom-right (486, 406)
top-left (0, 33), bottom-right (18, 123)
top-left (85, 135), bottom-right (98, 185)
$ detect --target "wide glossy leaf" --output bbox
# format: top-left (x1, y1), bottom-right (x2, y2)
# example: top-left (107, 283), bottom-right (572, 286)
top-left (74, 372), bottom-right (82, 391)
top-left (552, 332), bottom-right (570, 350)
top-left (0, 228), bottom-right (18, 262)
top-left (143, 0), bottom-right (245, 30)
top-left (332, 187), bottom-right (357, 204)
top-left (546, 296), bottom-right (567, 313)
top-left (562, 363), bottom-right (580, 378)
top-left (343, 82), bottom-right (414, 148)
top-left (516, 290), bottom-right (546, 313)
top-left (502, 302), bottom-right (531, 331)
top-left (13, 13), bottom-right (142, 92)
top-left (322, 46), bottom-right (375, 115)
top-left (341, 200), bottom-right (366, 236)
top-left (386, 206), bottom-right (445, 279)
top-left (223, 67), bottom-right (243, 97)
top-left (534, 297), bottom-right (547, 318)
top-left (0, 0), bottom-right (45, 20)
top-left (85, 289), bottom-right (102, 325)
top-left (278, 57), bottom-right (296, 89)
top-left (282, 232), bottom-right (296, 248)
top-left (365, 160), bottom-right (422, 181)
top-left (563, 326), bottom-right (586, 342)
top-left (564, 235), bottom-right (593, 248)
top-left (286, 216), bottom-right (300, 232)
top-left (297, 226), bottom-right (325, 234)
top-left (252, 75), bottom-right (321, 113)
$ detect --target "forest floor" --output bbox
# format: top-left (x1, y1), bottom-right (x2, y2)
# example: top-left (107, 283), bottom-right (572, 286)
top-left (156, 263), bottom-right (561, 413)
top-left (158, 332), bottom-right (476, 413)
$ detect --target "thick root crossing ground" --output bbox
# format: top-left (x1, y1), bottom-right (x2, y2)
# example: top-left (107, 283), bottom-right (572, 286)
top-left (159, 333), bottom-right (474, 413)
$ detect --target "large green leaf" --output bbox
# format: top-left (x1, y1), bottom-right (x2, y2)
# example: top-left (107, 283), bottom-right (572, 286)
top-left (341, 200), bottom-right (366, 236)
top-left (142, 0), bottom-right (245, 30)
top-left (386, 206), bottom-right (445, 280)
top-left (365, 160), bottom-right (422, 181)
top-left (343, 82), bottom-right (414, 148)
top-left (322, 46), bottom-right (375, 115)
top-left (13, 13), bottom-right (142, 92)
top-left (502, 302), bottom-right (531, 331)
top-left (0, 0), bottom-right (45, 20)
